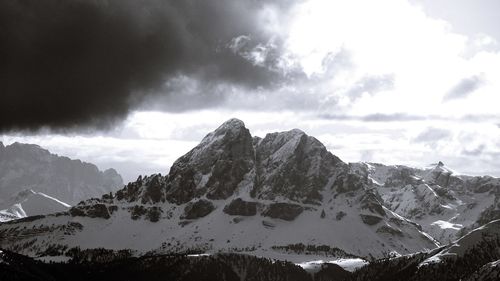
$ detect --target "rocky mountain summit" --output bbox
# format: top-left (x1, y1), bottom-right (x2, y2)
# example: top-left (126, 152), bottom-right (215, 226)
top-left (0, 119), bottom-right (437, 261)
top-left (116, 118), bottom-right (346, 205)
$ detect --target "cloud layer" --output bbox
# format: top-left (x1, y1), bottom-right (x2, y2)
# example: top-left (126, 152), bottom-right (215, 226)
top-left (0, 0), bottom-right (292, 132)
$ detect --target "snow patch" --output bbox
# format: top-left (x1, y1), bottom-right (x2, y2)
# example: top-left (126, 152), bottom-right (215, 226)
top-left (297, 258), bottom-right (368, 273)
top-left (431, 220), bottom-right (463, 230)
top-left (35, 192), bottom-right (71, 208)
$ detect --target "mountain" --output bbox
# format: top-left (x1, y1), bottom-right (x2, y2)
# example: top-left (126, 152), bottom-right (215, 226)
top-left (0, 119), bottom-right (438, 261)
top-left (420, 219), bottom-right (500, 265)
top-left (0, 141), bottom-right (124, 219)
top-left (345, 220), bottom-right (500, 281)
top-left (0, 189), bottom-right (70, 222)
top-left (350, 161), bottom-right (500, 243)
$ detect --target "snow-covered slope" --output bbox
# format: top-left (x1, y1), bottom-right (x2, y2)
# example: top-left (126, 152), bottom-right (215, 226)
top-left (0, 141), bottom-right (123, 207)
top-left (351, 162), bottom-right (500, 243)
top-left (0, 189), bottom-right (70, 222)
top-left (0, 119), bottom-right (438, 261)
top-left (344, 219), bottom-right (500, 280)
top-left (420, 219), bottom-right (500, 265)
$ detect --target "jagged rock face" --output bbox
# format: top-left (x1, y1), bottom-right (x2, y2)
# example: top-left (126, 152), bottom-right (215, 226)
top-left (115, 175), bottom-right (168, 204)
top-left (333, 172), bottom-right (366, 194)
top-left (165, 119), bottom-right (255, 204)
top-left (384, 167), bottom-right (422, 188)
top-left (465, 176), bottom-right (500, 194)
top-left (0, 142), bottom-right (123, 206)
top-left (129, 205), bottom-right (162, 222)
top-left (426, 166), bottom-right (465, 190)
top-left (253, 130), bottom-right (344, 204)
top-left (223, 198), bottom-right (257, 216)
top-left (377, 225), bottom-right (403, 236)
top-left (360, 191), bottom-right (386, 216)
top-left (353, 161), bottom-right (500, 244)
top-left (261, 202), bottom-right (304, 221)
top-left (69, 204), bottom-right (115, 219)
top-left (182, 199), bottom-right (215, 219)
top-left (113, 119), bottom-right (352, 206)
top-left (360, 214), bottom-right (383, 225)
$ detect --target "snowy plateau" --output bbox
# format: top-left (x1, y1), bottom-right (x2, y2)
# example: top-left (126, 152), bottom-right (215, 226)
top-left (1, 119), bottom-right (500, 281)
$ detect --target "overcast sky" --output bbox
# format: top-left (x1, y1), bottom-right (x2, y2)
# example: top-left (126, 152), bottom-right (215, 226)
top-left (1, 0), bottom-right (500, 182)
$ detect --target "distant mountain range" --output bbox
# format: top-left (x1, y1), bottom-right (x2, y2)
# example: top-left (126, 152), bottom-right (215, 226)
top-left (0, 119), bottom-right (499, 281)
top-left (0, 142), bottom-right (123, 222)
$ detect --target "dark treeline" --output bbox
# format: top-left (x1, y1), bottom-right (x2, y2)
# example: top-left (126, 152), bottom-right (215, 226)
top-left (0, 250), bottom-right (319, 281)
top-left (2, 235), bottom-right (500, 281)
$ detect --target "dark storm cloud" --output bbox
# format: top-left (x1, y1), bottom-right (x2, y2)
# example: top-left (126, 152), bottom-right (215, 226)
top-left (443, 75), bottom-right (484, 101)
top-left (0, 0), bottom-right (292, 132)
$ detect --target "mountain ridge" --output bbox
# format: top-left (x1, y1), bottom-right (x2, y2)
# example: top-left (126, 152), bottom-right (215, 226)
top-left (0, 119), bottom-right (438, 260)
top-left (0, 141), bottom-right (124, 221)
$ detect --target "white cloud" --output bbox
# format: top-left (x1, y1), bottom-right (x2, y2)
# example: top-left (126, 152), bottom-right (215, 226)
top-left (4, 0), bottom-right (500, 180)
top-left (237, 0), bottom-right (500, 118)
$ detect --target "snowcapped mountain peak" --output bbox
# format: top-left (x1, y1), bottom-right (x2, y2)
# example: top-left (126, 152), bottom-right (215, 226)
top-left (196, 118), bottom-right (252, 152)
top-left (212, 118), bottom-right (247, 137)
top-left (219, 118), bottom-right (246, 129)
top-left (429, 161), bottom-right (453, 173)
top-left (0, 120), bottom-right (441, 261)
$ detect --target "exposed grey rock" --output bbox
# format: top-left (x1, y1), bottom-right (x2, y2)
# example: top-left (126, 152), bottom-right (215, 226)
top-left (262, 220), bottom-right (276, 229)
top-left (223, 198), bottom-right (257, 216)
top-left (360, 214), bottom-right (383, 225)
top-left (128, 206), bottom-right (164, 222)
top-left (165, 119), bottom-right (255, 204)
top-left (376, 225), bottom-right (403, 236)
top-left (130, 205), bottom-right (148, 220)
top-left (116, 175), bottom-right (167, 204)
top-left (360, 191), bottom-right (386, 216)
top-left (320, 209), bottom-right (326, 218)
top-left (253, 129), bottom-right (344, 204)
top-left (147, 207), bottom-right (163, 222)
top-left (262, 202), bottom-right (304, 221)
top-left (182, 199), bottom-right (215, 219)
top-left (333, 172), bottom-right (365, 194)
top-left (69, 204), bottom-right (111, 219)
top-left (140, 175), bottom-right (166, 204)
top-left (383, 167), bottom-right (422, 188)
top-left (336, 211), bottom-right (346, 221)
